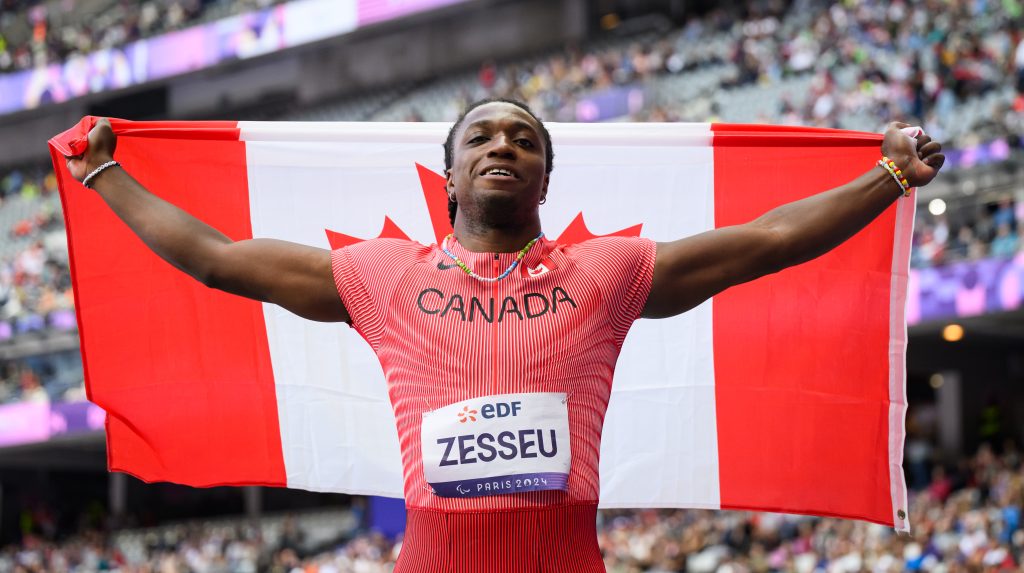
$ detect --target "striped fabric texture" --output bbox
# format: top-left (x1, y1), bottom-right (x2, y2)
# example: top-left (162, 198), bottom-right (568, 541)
top-left (399, 505), bottom-right (604, 573)
top-left (331, 236), bottom-right (656, 572)
top-left (332, 236), bottom-right (657, 510)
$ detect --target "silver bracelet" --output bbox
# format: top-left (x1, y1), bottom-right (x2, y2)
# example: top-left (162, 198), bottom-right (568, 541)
top-left (82, 160), bottom-right (120, 189)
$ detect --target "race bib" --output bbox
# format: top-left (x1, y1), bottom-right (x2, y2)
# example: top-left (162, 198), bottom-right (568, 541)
top-left (421, 392), bottom-right (571, 498)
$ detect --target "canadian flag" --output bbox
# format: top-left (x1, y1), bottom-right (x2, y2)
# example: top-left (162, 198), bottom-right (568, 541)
top-left (50, 118), bottom-right (913, 530)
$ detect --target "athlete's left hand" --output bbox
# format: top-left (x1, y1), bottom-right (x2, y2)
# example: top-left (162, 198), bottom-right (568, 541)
top-left (880, 122), bottom-right (945, 188)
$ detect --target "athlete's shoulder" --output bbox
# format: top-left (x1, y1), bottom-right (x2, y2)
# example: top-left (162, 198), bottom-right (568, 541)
top-left (557, 236), bottom-right (656, 333)
top-left (337, 238), bottom-right (434, 263)
top-left (560, 235), bottom-right (655, 258)
top-left (559, 236), bottom-right (657, 292)
top-left (330, 239), bottom-right (437, 342)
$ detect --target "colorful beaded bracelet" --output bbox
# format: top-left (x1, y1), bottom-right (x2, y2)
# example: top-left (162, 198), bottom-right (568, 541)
top-left (878, 156), bottom-right (912, 197)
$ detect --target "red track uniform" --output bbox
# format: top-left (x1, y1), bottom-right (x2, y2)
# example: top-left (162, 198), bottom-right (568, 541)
top-left (332, 235), bottom-right (657, 573)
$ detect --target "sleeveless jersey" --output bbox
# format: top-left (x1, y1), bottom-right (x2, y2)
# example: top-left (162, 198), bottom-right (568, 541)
top-left (331, 235), bottom-right (656, 573)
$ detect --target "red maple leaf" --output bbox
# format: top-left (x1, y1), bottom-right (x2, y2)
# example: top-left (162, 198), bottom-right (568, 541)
top-left (555, 212), bottom-right (643, 244)
top-left (325, 164), bottom-right (641, 248)
top-left (325, 215), bottom-right (410, 250)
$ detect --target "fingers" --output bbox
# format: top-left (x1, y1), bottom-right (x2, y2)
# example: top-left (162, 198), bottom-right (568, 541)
top-left (918, 140), bottom-right (942, 158)
top-left (64, 155), bottom-right (85, 181)
top-left (914, 133), bottom-right (932, 157)
top-left (85, 118), bottom-right (117, 160)
top-left (924, 153), bottom-right (945, 170)
top-left (90, 118), bottom-right (108, 138)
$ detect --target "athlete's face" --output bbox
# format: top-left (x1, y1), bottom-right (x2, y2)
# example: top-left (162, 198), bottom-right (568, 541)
top-left (446, 103), bottom-right (549, 225)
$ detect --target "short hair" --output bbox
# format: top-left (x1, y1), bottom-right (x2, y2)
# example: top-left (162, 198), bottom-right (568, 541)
top-left (443, 98), bottom-right (555, 226)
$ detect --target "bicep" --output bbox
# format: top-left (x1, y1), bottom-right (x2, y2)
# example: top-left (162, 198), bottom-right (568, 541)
top-left (209, 239), bottom-right (349, 323)
top-left (642, 223), bottom-right (782, 318)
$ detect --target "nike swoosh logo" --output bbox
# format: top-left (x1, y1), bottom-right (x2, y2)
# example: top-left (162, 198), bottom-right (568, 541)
top-left (438, 261), bottom-right (458, 270)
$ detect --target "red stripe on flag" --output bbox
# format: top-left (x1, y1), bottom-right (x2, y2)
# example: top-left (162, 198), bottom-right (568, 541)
top-left (50, 120), bottom-right (286, 488)
top-left (711, 124), bottom-right (896, 526)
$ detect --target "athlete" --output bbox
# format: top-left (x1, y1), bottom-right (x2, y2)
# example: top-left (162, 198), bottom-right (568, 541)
top-left (65, 99), bottom-right (944, 573)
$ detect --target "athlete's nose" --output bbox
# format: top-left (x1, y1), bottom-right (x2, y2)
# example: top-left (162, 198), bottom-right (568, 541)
top-left (487, 134), bottom-right (516, 159)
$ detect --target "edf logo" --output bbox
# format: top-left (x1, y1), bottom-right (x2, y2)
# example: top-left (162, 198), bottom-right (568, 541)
top-left (458, 401), bottom-right (522, 423)
top-left (482, 401), bottom-right (522, 419)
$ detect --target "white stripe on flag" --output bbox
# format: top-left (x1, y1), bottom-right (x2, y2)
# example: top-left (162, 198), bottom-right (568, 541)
top-left (887, 194), bottom-right (915, 532)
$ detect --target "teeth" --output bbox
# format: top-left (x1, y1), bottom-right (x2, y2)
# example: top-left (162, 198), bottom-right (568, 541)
top-left (486, 168), bottom-right (513, 177)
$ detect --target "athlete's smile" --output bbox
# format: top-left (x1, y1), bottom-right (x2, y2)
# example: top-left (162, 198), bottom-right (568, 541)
top-left (478, 164), bottom-right (521, 180)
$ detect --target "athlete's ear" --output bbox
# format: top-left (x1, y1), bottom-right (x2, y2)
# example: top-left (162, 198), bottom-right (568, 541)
top-left (445, 169), bottom-right (455, 198)
top-left (540, 174), bottom-right (549, 204)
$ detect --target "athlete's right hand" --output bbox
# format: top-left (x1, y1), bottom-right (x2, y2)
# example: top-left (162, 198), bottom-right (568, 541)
top-left (65, 118), bottom-right (117, 183)
top-left (880, 121), bottom-right (944, 188)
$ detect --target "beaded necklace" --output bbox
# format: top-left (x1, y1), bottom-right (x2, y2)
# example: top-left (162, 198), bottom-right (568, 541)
top-left (441, 231), bottom-right (544, 283)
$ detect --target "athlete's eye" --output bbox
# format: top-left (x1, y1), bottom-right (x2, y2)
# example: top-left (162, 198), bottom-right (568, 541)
top-left (516, 139), bottom-right (535, 148)
top-left (467, 135), bottom-right (488, 144)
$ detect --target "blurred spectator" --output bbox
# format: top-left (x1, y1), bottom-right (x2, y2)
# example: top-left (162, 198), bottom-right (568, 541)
top-left (991, 222), bottom-right (1020, 257)
top-left (994, 195), bottom-right (1017, 230)
top-left (913, 195), bottom-right (1022, 268)
top-left (0, 350), bottom-right (84, 405)
top-left (16, 367), bottom-right (47, 403)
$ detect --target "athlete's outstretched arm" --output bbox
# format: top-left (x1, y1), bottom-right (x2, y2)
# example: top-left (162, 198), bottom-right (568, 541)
top-left (65, 119), bottom-right (348, 323)
top-left (642, 122), bottom-right (945, 319)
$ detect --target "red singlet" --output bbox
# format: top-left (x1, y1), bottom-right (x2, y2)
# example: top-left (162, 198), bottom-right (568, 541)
top-left (331, 235), bottom-right (656, 573)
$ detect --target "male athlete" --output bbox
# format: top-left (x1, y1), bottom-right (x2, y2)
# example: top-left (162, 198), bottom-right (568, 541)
top-left (65, 99), bottom-right (944, 573)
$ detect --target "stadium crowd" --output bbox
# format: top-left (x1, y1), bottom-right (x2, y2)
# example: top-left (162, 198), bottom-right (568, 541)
top-left (0, 440), bottom-right (1020, 572)
top-left (0, 165), bottom-right (78, 404)
top-left (1, 0), bottom-right (1023, 145)
top-left (0, 170), bottom-right (72, 320)
top-left (598, 443), bottom-right (1023, 572)
top-left (455, 0), bottom-right (1024, 148)
top-left (0, 0), bottom-right (287, 73)
top-left (912, 194), bottom-right (1022, 268)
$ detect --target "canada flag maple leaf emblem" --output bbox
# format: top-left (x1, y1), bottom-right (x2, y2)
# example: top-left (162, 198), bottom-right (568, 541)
top-left (325, 164), bottom-right (642, 249)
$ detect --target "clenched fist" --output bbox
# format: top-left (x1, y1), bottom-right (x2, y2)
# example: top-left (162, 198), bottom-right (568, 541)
top-left (880, 122), bottom-right (945, 188)
top-left (65, 118), bottom-right (117, 184)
